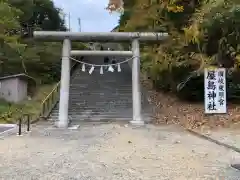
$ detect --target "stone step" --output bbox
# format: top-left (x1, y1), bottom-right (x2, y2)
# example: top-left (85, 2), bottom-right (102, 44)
top-left (69, 87), bottom-right (133, 89)
top-left (69, 94), bottom-right (133, 96)
top-left (68, 101), bottom-right (134, 103)
top-left (69, 91), bottom-right (133, 93)
top-left (49, 112), bottom-right (152, 119)
top-left (53, 104), bottom-right (149, 109)
top-left (69, 92), bottom-right (134, 93)
top-left (49, 115), bottom-right (152, 122)
top-left (48, 114), bottom-right (152, 120)
top-left (50, 111), bottom-right (151, 115)
top-left (69, 95), bottom-right (134, 97)
top-left (69, 93), bottom-right (133, 95)
top-left (49, 110), bottom-right (138, 115)
top-left (53, 105), bottom-right (137, 109)
top-left (68, 95), bottom-right (142, 98)
top-left (50, 106), bottom-right (152, 113)
top-left (68, 96), bottom-right (133, 98)
top-left (68, 101), bottom-right (134, 104)
top-left (47, 60), bottom-right (153, 123)
top-left (69, 89), bottom-right (133, 91)
top-left (68, 99), bottom-right (136, 102)
top-left (49, 114), bottom-right (146, 119)
top-left (68, 100), bottom-right (136, 102)
top-left (67, 108), bottom-right (134, 111)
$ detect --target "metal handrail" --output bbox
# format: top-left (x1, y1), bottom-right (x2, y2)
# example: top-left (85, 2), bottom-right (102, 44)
top-left (41, 82), bottom-right (60, 105)
top-left (12, 57), bottom-right (84, 135)
top-left (40, 82), bottom-right (60, 118)
top-left (40, 62), bottom-right (79, 118)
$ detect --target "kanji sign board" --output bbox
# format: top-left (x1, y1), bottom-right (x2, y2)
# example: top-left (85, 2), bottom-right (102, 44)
top-left (204, 68), bottom-right (227, 114)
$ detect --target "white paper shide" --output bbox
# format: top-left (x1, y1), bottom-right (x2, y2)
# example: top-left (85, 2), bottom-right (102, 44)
top-left (204, 68), bottom-right (227, 114)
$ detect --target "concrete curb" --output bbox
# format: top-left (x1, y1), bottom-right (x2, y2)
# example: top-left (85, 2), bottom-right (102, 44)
top-left (0, 124), bottom-right (18, 137)
top-left (186, 128), bottom-right (240, 153)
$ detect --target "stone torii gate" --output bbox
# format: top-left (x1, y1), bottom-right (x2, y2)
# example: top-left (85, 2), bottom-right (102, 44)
top-left (33, 31), bottom-right (168, 128)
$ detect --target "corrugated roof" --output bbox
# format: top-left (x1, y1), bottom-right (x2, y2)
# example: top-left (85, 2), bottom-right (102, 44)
top-left (0, 73), bottom-right (35, 82)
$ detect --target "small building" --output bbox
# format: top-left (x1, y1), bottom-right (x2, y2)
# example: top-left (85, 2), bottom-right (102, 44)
top-left (0, 74), bottom-right (35, 103)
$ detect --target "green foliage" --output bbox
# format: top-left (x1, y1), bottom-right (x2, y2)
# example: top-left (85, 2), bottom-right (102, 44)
top-left (0, 0), bottom-right (22, 47)
top-left (118, 0), bottom-right (240, 102)
top-left (200, 4), bottom-right (240, 66)
top-left (0, 84), bottom-right (56, 123)
top-left (0, 0), bottom-right (72, 122)
top-left (0, 0), bottom-right (72, 83)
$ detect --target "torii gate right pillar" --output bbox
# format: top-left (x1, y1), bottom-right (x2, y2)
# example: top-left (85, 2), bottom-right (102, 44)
top-left (131, 38), bottom-right (142, 124)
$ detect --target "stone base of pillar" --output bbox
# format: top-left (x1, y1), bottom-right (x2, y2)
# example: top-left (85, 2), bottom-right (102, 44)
top-left (56, 120), bottom-right (68, 128)
top-left (129, 120), bottom-right (145, 126)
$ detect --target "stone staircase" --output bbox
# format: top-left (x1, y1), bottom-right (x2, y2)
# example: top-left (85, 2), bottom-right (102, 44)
top-left (48, 56), bottom-right (153, 124)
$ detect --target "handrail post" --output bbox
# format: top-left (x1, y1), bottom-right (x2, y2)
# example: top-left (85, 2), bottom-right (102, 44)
top-left (18, 118), bottom-right (22, 136)
top-left (47, 98), bottom-right (50, 114)
top-left (51, 92), bottom-right (54, 107)
top-left (42, 103), bottom-right (45, 117)
top-left (26, 114), bottom-right (30, 132)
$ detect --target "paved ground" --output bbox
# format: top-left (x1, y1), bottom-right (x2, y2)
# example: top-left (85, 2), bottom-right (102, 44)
top-left (193, 123), bottom-right (240, 151)
top-left (0, 126), bottom-right (12, 133)
top-left (0, 121), bottom-right (240, 180)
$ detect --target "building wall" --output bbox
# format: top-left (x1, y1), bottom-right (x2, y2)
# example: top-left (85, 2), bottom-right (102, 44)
top-left (0, 78), bottom-right (28, 103)
top-left (17, 79), bottom-right (28, 102)
top-left (0, 78), bottom-right (18, 102)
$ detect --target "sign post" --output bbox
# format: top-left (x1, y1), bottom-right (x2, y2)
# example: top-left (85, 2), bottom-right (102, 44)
top-left (204, 68), bottom-right (227, 114)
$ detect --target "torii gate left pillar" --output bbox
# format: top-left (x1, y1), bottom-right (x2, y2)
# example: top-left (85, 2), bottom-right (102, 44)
top-left (58, 39), bottom-right (71, 127)
top-left (33, 31), bottom-right (168, 128)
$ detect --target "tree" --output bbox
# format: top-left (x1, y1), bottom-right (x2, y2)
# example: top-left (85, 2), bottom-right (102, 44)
top-left (0, 0), bottom-right (25, 74)
top-left (9, 0), bottom-right (66, 37)
top-left (115, 0), bottom-right (240, 101)
top-left (0, 0), bottom-right (23, 47)
top-left (0, 0), bottom-right (69, 83)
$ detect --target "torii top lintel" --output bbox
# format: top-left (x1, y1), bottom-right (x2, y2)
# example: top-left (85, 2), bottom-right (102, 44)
top-left (33, 31), bottom-right (168, 42)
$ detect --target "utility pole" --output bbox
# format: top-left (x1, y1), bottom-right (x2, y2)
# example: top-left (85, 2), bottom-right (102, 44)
top-left (62, 13), bottom-right (67, 31)
top-left (68, 12), bottom-right (71, 31)
top-left (78, 18), bottom-right (81, 32)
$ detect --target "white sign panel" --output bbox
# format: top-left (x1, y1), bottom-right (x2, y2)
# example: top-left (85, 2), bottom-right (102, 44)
top-left (204, 68), bottom-right (227, 114)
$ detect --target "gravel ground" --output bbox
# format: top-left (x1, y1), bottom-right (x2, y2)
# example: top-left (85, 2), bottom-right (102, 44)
top-left (0, 122), bottom-right (240, 180)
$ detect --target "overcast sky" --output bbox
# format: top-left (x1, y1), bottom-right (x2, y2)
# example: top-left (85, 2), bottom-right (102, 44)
top-left (52, 0), bottom-right (120, 32)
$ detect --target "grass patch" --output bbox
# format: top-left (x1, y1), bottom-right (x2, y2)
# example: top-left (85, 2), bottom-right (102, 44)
top-left (0, 100), bottom-right (12, 123)
top-left (0, 83), bottom-right (57, 124)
